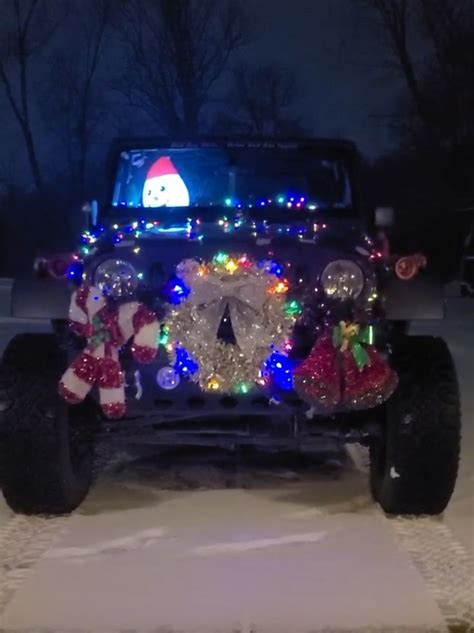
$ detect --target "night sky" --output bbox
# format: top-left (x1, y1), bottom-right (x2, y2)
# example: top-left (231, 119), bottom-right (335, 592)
top-left (0, 0), bottom-right (408, 193)
top-left (246, 0), bottom-right (404, 157)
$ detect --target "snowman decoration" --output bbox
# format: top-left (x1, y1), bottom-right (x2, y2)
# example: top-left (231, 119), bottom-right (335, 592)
top-left (142, 156), bottom-right (190, 207)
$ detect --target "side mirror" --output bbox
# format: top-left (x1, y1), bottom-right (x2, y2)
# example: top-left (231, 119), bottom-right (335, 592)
top-left (81, 199), bottom-right (99, 228)
top-left (375, 206), bottom-right (395, 228)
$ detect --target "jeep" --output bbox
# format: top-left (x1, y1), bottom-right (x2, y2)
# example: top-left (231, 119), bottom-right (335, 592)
top-left (0, 138), bottom-right (461, 516)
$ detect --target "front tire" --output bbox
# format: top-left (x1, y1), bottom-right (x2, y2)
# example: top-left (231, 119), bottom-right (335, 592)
top-left (370, 336), bottom-right (461, 515)
top-left (0, 334), bottom-right (96, 515)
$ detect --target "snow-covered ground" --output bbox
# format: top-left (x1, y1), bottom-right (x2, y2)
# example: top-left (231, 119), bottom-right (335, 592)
top-left (0, 298), bottom-right (472, 633)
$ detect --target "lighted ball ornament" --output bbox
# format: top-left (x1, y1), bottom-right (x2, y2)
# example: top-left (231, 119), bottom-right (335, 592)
top-left (163, 253), bottom-right (299, 393)
top-left (156, 366), bottom-right (181, 390)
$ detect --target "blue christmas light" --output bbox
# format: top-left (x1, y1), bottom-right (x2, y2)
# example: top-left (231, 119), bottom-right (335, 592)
top-left (165, 276), bottom-right (191, 304)
top-left (66, 261), bottom-right (84, 282)
top-left (174, 347), bottom-right (199, 377)
top-left (258, 259), bottom-right (284, 277)
top-left (264, 352), bottom-right (294, 391)
top-left (269, 261), bottom-right (284, 277)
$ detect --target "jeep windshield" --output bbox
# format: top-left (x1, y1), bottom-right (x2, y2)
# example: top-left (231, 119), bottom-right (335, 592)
top-left (111, 144), bottom-right (353, 218)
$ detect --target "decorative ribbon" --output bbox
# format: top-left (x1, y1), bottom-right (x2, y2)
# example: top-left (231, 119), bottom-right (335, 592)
top-left (179, 268), bottom-right (276, 355)
top-left (332, 321), bottom-right (374, 370)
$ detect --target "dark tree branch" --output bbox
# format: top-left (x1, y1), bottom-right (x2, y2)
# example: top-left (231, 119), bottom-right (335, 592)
top-left (116, 0), bottom-right (247, 135)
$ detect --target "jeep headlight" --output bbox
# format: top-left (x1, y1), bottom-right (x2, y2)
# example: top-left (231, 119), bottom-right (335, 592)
top-left (94, 259), bottom-right (138, 298)
top-left (321, 259), bottom-right (364, 299)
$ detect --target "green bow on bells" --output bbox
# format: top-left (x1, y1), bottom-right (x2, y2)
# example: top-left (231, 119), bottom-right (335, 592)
top-left (332, 321), bottom-right (375, 370)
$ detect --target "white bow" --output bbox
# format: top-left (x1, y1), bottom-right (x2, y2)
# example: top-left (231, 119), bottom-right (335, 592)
top-left (181, 271), bottom-right (275, 355)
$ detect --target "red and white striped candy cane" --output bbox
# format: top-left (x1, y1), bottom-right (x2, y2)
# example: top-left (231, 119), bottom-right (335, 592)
top-left (59, 285), bottom-right (160, 419)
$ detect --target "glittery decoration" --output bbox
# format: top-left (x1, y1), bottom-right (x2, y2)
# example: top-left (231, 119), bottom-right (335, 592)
top-left (59, 284), bottom-right (160, 419)
top-left (165, 255), bottom-right (297, 393)
top-left (294, 328), bottom-right (398, 414)
top-left (131, 304), bottom-right (161, 363)
top-left (294, 333), bottom-right (341, 412)
top-left (132, 344), bottom-right (157, 364)
top-left (102, 402), bottom-right (127, 419)
top-left (58, 383), bottom-right (82, 405)
top-left (71, 351), bottom-right (98, 384)
top-left (132, 303), bottom-right (158, 332)
top-left (341, 346), bottom-right (398, 409)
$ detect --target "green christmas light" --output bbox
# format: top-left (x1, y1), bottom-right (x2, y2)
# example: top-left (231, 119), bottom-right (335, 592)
top-left (284, 299), bottom-right (303, 317)
top-left (237, 382), bottom-right (250, 394)
top-left (367, 325), bottom-right (375, 345)
top-left (213, 251), bottom-right (229, 265)
top-left (159, 325), bottom-right (170, 346)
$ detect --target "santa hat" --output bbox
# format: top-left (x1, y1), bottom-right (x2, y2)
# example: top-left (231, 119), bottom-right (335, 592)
top-left (146, 156), bottom-right (179, 180)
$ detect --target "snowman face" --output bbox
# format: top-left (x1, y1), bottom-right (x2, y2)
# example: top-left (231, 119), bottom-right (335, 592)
top-left (142, 174), bottom-right (190, 208)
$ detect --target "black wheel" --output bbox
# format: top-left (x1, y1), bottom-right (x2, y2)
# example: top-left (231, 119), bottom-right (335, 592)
top-left (0, 334), bottom-right (96, 515)
top-left (370, 336), bottom-right (461, 515)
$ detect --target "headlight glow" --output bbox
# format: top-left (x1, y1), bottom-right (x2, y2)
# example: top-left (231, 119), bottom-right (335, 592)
top-left (321, 259), bottom-right (364, 299)
top-left (94, 259), bottom-right (138, 298)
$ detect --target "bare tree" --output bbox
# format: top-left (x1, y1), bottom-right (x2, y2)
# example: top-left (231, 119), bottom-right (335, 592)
top-left (45, 0), bottom-right (115, 198)
top-left (216, 62), bottom-right (304, 136)
top-left (0, 0), bottom-right (64, 193)
top-left (354, 0), bottom-right (474, 148)
top-left (117, 0), bottom-right (247, 135)
top-left (355, 1), bottom-right (433, 127)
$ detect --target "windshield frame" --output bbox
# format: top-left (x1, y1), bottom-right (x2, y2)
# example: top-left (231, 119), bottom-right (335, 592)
top-left (104, 138), bottom-right (362, 222)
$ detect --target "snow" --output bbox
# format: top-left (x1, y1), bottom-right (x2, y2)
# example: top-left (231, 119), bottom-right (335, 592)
top-left (0, 297), bottom-right (472, 631)
top-left (389, 467), bottom-right (401, 479)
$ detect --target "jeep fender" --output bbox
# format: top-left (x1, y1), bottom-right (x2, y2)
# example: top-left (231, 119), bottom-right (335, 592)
top-left (10, 276), bottom-right (71, 320)
top-left (383, 272), bottom-right (446, 320)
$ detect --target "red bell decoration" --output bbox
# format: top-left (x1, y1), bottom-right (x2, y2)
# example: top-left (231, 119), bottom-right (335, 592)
top-left (340, 344), bottom-right (398, 410)
top-left (293, 332), bottom-right (341, 413)
top-left (294, 322), bottom-right (398, 414)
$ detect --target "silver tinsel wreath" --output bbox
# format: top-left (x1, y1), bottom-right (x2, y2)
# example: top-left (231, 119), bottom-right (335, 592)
top-left (165, 256), bottom-right (297, 393)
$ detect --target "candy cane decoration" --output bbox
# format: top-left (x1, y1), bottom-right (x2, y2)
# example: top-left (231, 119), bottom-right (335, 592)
top-left (59, 285), bottom-right (160, 419)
